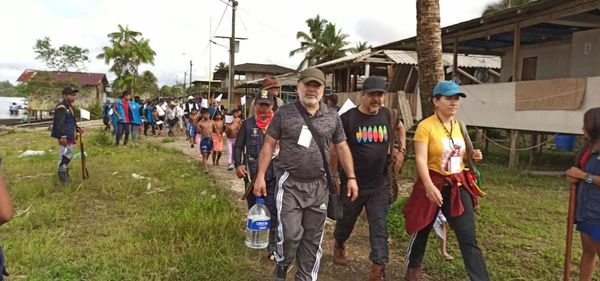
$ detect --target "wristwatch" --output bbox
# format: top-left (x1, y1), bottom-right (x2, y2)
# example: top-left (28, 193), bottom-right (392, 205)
top-left (585, 173), bottom-right (594, 184)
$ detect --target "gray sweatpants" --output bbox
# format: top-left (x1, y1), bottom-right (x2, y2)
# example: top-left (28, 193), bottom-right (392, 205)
top-left (57, 144), bottom-right (74, 172)
top-left (274, 171), bottom-right (328, 281)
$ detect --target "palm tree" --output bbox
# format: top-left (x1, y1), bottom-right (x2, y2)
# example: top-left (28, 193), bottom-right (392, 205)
top-left (483, 0), bottom-right (536, 16)
top-left (107, 24), bottom-right (141, 46)
top-left (289, 15), bottom-right (350, 70)
top-left (416, 0), bottom-right (444, 117)
top-left (350, 41), bottom-right (371, 54)
top-left (314, 23), bottom-right (349, 63)
top-left (214, 62), bottom-right (228, 72)
top-left (97, 25), bottom-right (155, 95)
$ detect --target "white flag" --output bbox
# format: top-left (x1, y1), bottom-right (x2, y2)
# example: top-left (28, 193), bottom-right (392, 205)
top-left (215, 94), bottom-right (223, 102)
top-left (225, 115), bottom-right (234, 124)
top-left (80, 109), bottom-right (91, 120)
top-left (241, 95), bottom-right (247, 106)
top-left (337, 99), bottom-right (356, 115)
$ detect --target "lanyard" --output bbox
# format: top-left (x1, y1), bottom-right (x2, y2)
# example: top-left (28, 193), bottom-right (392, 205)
top-left (436, 113), bottom-right (456, 148)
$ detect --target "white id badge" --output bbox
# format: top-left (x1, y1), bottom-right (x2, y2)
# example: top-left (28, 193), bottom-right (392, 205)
top-left (449, 156), bottom-right (461, 174)
top-left (297, 125), bottom-right (313, 148)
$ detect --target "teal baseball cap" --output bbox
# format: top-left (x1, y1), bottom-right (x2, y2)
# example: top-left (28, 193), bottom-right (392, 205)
top-left (433, 81), bottom-right (466, 98)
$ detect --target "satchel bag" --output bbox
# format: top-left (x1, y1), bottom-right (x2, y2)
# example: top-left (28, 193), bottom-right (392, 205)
top-left (294, 102), bottom-right (343, 220)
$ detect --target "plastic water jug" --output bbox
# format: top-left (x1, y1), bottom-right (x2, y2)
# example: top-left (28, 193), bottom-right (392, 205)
top-left (245, 197), bottom-right (270, 249)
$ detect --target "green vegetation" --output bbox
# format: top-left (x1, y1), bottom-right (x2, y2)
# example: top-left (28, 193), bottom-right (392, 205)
top-left (290, 15), bottom-right (370, 70)
top-left (97, 24), bottom-right (156, 95)
top-left (389, 146), bottom-right (581, 280)
top-left (0, 130), bottom-right (260, 280)
top-left (33, 36), bottom-right (90, 71)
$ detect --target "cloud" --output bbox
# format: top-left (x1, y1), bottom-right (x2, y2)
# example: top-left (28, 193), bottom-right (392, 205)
top-left (0, 0), bottom-right (498, 86)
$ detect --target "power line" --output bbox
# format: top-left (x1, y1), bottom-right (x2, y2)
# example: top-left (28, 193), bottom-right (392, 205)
top-left (212, 0), bottom-right (230, 37)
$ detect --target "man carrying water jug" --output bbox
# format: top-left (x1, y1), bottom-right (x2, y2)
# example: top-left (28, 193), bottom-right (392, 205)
top-left (234, 90), bottom-right (279, 259)
top-left (253, 68), bottom-right (359, 281)
top-left (51, 87), bottom-right (82, 185)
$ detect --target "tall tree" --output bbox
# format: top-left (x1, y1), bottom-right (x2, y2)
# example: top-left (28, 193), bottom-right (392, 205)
top-left (289, 15), bottom-right (349, 70)
top-left (33, 37), bottom-right (90, 71)
top-left (416, 0), bottom-right (444, 117)
top-left (214, 62), bottom-right (228, 72)
top-left (97, 25), bottom-right (155, 95)
top-left (0, 81), bottom-right (25, 97)
top-left (350, 41), bottom-right (371, 54)
top-left (483, 0), bottom-right (536, 16)
top-left (136, 70), bottom-right (159, 98)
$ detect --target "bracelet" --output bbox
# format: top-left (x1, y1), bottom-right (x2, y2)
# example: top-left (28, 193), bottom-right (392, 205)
top-left (347, 177), bottom-right (357, 180)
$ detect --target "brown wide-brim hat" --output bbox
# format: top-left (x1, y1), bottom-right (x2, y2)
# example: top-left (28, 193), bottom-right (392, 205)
top-left (261, 77), bottom-right (281, 90)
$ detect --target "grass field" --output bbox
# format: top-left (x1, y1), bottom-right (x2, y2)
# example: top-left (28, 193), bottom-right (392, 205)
top-left (388, 146), bottom-right (587, 280)
top-left (0, 129), bottom-right (261, 280)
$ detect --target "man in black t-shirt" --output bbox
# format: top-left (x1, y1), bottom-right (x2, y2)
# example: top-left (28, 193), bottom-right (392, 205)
top-left (330, 76), bottom-right (406, 280)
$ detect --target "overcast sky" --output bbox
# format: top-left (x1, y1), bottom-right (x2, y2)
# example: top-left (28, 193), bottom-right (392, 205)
top-left (0, 0), bottom-right (498, 86)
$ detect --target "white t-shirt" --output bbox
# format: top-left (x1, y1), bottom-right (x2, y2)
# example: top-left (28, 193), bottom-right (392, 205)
top-left (156, 104), bottom-right (165, 116)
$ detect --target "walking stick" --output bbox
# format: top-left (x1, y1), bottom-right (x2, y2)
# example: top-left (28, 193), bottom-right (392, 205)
top-left (241, 175), bottom-right (256, 201)
top-left (564, 183), bottom-right (577, 281)
top-left (79, 131), bottom-right (90, 179)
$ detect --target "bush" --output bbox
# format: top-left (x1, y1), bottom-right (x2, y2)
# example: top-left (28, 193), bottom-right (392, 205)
top-left (87, 101), bottom-right (103, 120)
top-left (87, 130), bottom-right (112, 147)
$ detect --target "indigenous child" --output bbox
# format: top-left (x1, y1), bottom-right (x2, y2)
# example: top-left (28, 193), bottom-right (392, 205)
top-left (212, 110), bottom-right (225, 166)
top-left (188, 108), bottom-right (200, 148)
top-left (433, 211), bottom-right (454, 261)
top-left (225, 109), bottom-right (243, 170)
top-left (197, 108), bottom-right (215, 172)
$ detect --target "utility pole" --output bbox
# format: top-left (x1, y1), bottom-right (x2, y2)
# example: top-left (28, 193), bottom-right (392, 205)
top-left (228, 0), bottom-right (238, 111)
top-left (189, 60), bottom-right (193, 89)
top-left (208, 18), bottom-right (212, 101)
top-left (183, 71), bottom-right (187, 101)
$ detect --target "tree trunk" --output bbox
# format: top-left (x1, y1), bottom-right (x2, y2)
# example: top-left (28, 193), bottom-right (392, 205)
top-left (416, 0), bottom-right (444, 117)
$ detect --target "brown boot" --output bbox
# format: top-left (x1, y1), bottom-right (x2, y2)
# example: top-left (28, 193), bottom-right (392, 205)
top-left (332, 241), bottom-right (347, 266)
top-left (403, 266), bottom-right (421, 281)
top-left (368, 264), bottom-right (385, 281)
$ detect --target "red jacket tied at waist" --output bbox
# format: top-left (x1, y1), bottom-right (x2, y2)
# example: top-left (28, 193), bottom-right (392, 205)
top-left (403, 170), bottom-right (484, 235)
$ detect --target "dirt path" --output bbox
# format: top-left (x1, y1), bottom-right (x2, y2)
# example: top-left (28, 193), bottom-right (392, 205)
top-left (152, 132), bottom-right (425, 280)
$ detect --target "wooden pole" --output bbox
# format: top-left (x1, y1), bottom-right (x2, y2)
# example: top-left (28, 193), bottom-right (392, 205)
top-left (564, 183), bottom-right (577, 281)
top-left (453, 37), bottom-right (459, 80)
top-left (512, 23), bottom-right (521, 82)
top-left (509, 129), bottom-right (519, 167)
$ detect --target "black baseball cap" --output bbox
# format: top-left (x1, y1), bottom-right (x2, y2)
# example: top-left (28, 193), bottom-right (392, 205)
top-left (362, 76), bottom-right (387, 93)
top-left (62, 87), bottom-right (78, 95)
top-left (254, 90), bottom-right (274, 105)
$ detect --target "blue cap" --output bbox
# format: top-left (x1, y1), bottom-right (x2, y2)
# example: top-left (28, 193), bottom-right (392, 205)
top-left (433, 81), bottom-right (466, 98)
top-left (256, 198), bottom-right (265, 205)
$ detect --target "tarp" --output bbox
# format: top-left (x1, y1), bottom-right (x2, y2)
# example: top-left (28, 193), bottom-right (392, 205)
top-left (515, 78), bottom-right (586, 110)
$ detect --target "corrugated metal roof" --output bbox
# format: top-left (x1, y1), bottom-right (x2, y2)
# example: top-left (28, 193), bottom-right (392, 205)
top-left (314, 49), bottom-right (370, 68)
top-left (315, 49), bottom-right (500, 70)
top-left (384, 50), bottom-right (501, 68)
top-left (17, 69), bottom-right (109, 86)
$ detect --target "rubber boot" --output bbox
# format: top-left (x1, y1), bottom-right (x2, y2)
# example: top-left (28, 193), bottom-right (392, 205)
top-left (403, 266), bottom-right (422, 281)
top-left (333, 240), bottom-right (347, 266)
top-left (369, 263), bottom-right (385, 281)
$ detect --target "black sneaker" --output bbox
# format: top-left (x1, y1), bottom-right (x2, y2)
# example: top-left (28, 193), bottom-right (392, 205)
top-left (272, 264), bottom-right (288, 281)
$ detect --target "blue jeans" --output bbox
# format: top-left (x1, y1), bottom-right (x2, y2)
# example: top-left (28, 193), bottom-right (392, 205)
top-left (116, 123), bottom-right (130, 145)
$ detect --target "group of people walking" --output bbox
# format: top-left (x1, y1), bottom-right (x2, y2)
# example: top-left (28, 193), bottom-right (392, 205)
top-left (233, 67), bottom-right (487, 281)
top-left (49, 67), bottom-right (600, 281)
